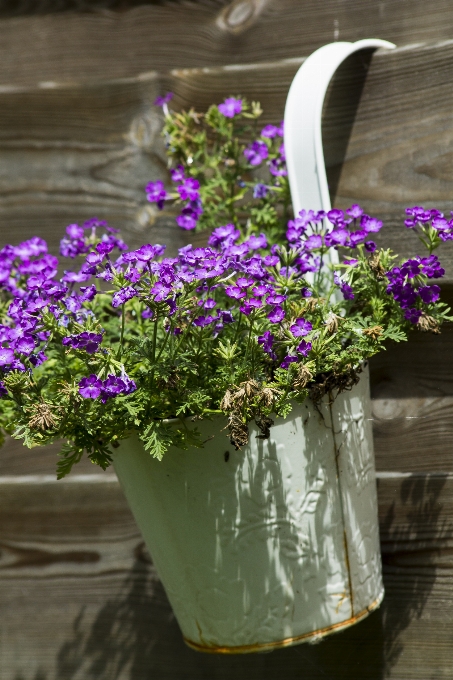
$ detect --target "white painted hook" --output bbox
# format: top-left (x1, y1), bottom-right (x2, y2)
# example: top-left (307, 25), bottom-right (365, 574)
top-left (284, 39), bottom-right (395, 222)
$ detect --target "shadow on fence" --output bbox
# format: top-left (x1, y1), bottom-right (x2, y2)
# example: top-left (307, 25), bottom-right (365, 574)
top-left (54, 471), bottom-right (450, 680)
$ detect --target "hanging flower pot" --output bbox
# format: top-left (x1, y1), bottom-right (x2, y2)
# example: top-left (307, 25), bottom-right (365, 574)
top-left (113, 365), bottom-right (383, 653)
top-left (1, 38), bottom-right (451, 657)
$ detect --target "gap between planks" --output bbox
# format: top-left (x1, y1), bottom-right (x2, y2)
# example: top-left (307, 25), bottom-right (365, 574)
top-left (0, 471), bottom-right (451, 484)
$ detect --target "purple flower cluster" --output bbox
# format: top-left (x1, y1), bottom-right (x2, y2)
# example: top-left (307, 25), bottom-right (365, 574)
top-left (145, 180), bottom-right (168, 210)
top-left (0, 219), bottom-right (129, 376)
top-left (405, 205), bottom-right (453, 241)
top-left (287, 206), bottom-right (382, 254)
top-left (386, 255), bottom-right (444, 323)
top-left (244, 141), bottom-right (268, 166)
top-left (146, 166), bottom-right (203, 231)
top-left (62, 332), bottom-right (103, 355)
top-left (243, 120), bottom-right (287, 177)
top-left (78, 373), bottom-right (136, 401)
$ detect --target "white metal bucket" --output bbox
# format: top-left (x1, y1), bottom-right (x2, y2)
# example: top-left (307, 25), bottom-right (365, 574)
top-left (113, 366), bottom-right (383, 653)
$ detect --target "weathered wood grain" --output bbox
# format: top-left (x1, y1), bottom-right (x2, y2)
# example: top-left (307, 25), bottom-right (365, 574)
top-left (0, 473), bottom-right (452, 679)
top-left (370, 323), bottom-right (453, 472)
top-left (0, 1), bottom-right (452, 86)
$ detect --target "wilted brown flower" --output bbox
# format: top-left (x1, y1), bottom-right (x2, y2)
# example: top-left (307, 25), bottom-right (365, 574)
top-left (293, 364), bottom-right (313, 390)
top-left (363, 325), bottom-right (384, 340)
top-left (368, 253), bottom-right (386, 280)
top-left (28, 403), bottom-right (58, 431)
top-left (417, 312), bottom-right (440, 334)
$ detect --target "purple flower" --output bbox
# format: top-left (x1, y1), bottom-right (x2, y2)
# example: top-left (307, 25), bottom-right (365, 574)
top-left (135, 244), bottom-right (161, 262)
top-left (290, 317), bottom-right (313, 337)
top-left (266, 293), bottom-right (286, 305)
top-left (208, 224), bottom-right (240, 248)
top-left (151, 281), bottom-right (172, 302)
top-left (85, 251), bottom-right (103, 266)
top-left (0, 381), bottom-right (8, 397)
top-left (63, 332), bottom-right (103, 355)
top-left (252, 284), bottom-right (271, 297)
top-left (96, 241), bottom-right (115, 255)
top-left (267, 306), bottom-right (285, 323)
top-left (261, 124), bottom-right (278, 138)
top-left (420, 255), bottom-right (445, 279)
top-left (280, 354), bottom-right (298, 369)
top-left (269, 158), bottom-right (287, 176)
top-left (202, 298), bottom-right (217, 310)
top-left (0, 348), bottom-right (14, 365)
top-left (388, 282), bottom-right (418, 309)
top-left (78, 374), bottom-right (103, 399)
top-left (263, 255), bottom-right (279, 267)
top-left (340, 283), bottom-right (354, 300)
top-left (365, 241), bottom-right (377, 252)
top-left (346, 204), bottom-right (364, 219)
top-left (432, 217), bottom-right (451, 232)
top-left (224, 243), bottom-right (249, 257)
top-left (193, 315), bottom-right (215, 327)
top-left (419, 284), bottom-right (441, 304)
top-left (218, 97), bottom-right (242, 118)
top-left (112, 286), bottom-right (138, 307)
top-left (15, 335), bottom-right (35, 356)
top-left (361, 215), bottom-right (383, 233)
top-left (327, 209), bottom-right (344, 225)
top-left (65, 295), bottom-right (82, 313)
top-left (29, 351), bottom-right (47, 367)
top-left (80, 285), bottom-right (97, 302)
top-left (253, 184), bottom-right (268, 199)
top-left (401, 259), bottom-right (421, 279)
top-left (221, 310), bottom-right (234, 324)
top-left (10, 359), bottom-right (25, 372)
top-left (145, 180), bottom-right (168, 210)
top-left (406, 206), bottom-right (433, 223)
top-left (258, 330), bottom-right (276, 359)
top-left (170, 165), bottom-right (185, 182)
top-left (404, 308), bottom-right (422, 324)
top-left (154, 92), bottom-right (173, 106)
top-left (325, 229), bottom-right (349, 248)
top-left (14, 237), bottom-right (47, 260)
top-left (27, 275), bottom-right (45, 290)
top-left (225, 286), bottom-right (246, 300)
top-left (297, 340), bottom-right (312, 357)
top-left (244, 141), bottom-right (268, 166)
top-left (246, 233), bottom-right (268, 250)
top-left (177, 178), bottom-right (200, 201)
top-left (349, 229), bottom-right (368, 247)
top-left (236, 277), bottom-right (254, 289)
top-left (66, 223), bottom-right (84, 239)
top-left (304, 234), bottom-right (323, 250)
top-left (176, 213), bottom-right (198, 230)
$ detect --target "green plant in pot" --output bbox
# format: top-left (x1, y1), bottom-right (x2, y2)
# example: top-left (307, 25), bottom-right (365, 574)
top-left (0, 94), bottom-right (450, 653)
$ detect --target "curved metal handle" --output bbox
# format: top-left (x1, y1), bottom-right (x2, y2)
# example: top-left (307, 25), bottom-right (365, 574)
top-left (284, 39), bottom-right (396, 221)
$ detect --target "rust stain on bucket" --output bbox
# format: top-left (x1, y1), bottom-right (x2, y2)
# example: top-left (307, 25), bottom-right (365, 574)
top-left (184, 592), bottom-right (384, 655)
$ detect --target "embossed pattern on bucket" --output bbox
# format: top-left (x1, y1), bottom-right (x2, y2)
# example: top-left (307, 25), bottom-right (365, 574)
top-left (113, 367), bottom-right (383, 652)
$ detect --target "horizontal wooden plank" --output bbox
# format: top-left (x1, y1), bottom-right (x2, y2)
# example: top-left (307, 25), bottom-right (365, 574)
top-left (0, 473), bottom-right (452, 678)
top-left (0, 1), bottom-right (453, 87)
top-left (370, 322), bottom-right (453, 472)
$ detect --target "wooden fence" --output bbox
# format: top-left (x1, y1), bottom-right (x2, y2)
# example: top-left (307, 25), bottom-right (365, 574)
top-left (1, 2), bottom-right (453, 678)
